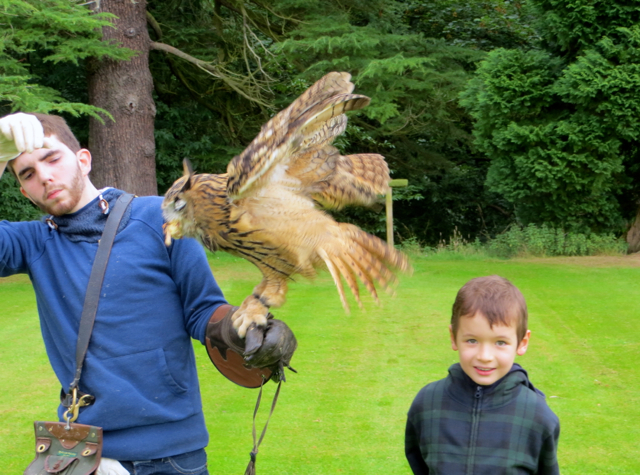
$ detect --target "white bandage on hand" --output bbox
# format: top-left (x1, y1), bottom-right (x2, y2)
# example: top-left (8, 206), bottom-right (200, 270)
top-left (96, 457), bottom-right (130, 475)
top-left (0, 113), bottom-right (44, 163)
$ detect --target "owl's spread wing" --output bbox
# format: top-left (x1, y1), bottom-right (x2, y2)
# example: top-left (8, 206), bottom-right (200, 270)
top-left (163, 72), bottom-right (411, 331)
top-left (226, 72), bottom-right (373, 201)
top-left (290, 150), bottom-right (390, 210)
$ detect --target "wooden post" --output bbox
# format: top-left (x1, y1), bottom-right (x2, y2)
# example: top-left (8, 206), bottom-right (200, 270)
top-left (386, 179), bottom-right (408, 246)
top-left (386, 187), bottom-right (394, 247)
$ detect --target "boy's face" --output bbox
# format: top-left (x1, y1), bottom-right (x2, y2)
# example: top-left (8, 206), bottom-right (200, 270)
top-left (12, 136), bottom-right (92, 216)
top-left (450, 312), bottom-right (531, 386)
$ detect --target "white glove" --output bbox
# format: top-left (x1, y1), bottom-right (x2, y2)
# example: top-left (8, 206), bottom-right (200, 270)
top-left (0, 113), bottom-right (44, 162)
top-left (96, 457), bottom-right (130, 475)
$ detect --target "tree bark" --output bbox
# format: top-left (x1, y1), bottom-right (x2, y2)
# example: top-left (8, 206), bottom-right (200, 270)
top-left (626, 205), bottom-right (640, 253)
top-left (88, 0), bottom-right (157, 196)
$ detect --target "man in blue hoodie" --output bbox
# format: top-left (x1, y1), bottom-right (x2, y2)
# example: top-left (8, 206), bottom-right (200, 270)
top-left (0, 112), bottom-right (296, 474)
top-left (405, 275), bottom-right (560, 475)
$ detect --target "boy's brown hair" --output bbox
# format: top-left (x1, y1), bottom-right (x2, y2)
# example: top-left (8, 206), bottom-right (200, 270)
top-left (451, 275), bottom-right (528, 342)
top-left (7, 113), bottom-right (81, 178)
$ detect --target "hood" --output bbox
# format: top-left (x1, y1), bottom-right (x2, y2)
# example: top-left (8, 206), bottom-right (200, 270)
top-left (43, 188), bottom-right (132, 243)
top-left (447, 363), bottom-right (545, 409)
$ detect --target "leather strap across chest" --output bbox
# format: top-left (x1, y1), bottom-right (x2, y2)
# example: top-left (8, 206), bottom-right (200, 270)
top-left (69, 193), bottom-right (134, 393)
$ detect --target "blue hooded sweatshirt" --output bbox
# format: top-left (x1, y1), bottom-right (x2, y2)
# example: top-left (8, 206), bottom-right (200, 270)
top-left (0, 188), bottom-right (227, 460)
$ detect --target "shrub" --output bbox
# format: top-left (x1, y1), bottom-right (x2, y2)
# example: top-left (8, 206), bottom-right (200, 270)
top-left (401, 227), bottom-right (486, 259)
top-left (401, 224), bottom-right (626, 258)
top-left (486, 224), bottom-right (626, 258)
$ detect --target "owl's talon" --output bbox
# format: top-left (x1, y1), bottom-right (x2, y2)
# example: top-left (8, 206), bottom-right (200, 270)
top-left (233, 312), bottom-right (268, 338)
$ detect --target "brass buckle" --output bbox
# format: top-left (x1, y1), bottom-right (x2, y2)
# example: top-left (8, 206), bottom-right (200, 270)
top-left (63, 388), bottom-right (93, 429)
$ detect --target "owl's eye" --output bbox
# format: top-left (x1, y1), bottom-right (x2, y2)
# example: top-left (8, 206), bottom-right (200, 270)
top-left (174, 198), bottom-right (187, 211)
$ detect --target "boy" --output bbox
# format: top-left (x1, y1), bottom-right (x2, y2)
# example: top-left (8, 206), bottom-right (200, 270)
top-left (405, 275), bottom-right (560, 475)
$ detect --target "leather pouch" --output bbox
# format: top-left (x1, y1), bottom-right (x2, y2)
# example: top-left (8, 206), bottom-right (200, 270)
top-left (24, 421), bottom-right (102, 475)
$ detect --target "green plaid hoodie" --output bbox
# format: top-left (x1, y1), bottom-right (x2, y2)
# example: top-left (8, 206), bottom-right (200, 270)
top-left (405, 363), bottom-right (560, 475)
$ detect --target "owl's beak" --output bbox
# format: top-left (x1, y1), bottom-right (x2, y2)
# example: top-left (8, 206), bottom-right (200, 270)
top-left (163, 221), bottom-right (181, 246)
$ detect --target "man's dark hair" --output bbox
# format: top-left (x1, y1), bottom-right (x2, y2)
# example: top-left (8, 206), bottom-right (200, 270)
top-left (32, 113), bottom-right (81, 153)
top-left (451, 275), bottom-right (528, 342)
top-left (7, 113), bottom-right (81, 178)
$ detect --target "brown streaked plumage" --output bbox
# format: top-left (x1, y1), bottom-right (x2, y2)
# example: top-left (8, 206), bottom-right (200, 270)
top-left (162, 72), bottom-right (412, 337)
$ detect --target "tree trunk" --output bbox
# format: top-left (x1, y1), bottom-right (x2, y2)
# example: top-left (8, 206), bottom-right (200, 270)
top-left (626, 205), bottom-right (640, 253)
top-left (88, 0), bottom-right (157, 196)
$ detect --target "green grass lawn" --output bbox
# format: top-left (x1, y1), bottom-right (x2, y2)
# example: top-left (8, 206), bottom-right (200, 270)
top-left (1, 252), bottom-right (639, 474)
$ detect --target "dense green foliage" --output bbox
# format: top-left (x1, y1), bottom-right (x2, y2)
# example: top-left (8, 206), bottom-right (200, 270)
top-left (273, 0), bottom-right (540, 243)
top-left (0, 0), bottom-right (133, 115)
top-left (0, 177), bottom-right (40, 221)
top-left (147, 0), bottom-right (292, 188)
top-left (534, 0), bottom-right (640, 58)
top-left (4, 0), bottom-right (636, 248)
top-left (405, 0), bottom-right (538, 50)
top-left (461, 0), bottom-right (640, 234)
top-left (0, 0), bottom-right (535, 244)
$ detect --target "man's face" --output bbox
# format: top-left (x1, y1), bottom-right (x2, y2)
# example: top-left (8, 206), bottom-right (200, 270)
top-left (11, 136), bottom-right (90, 216)
top-left (450, 312), bottom-right (531, 386)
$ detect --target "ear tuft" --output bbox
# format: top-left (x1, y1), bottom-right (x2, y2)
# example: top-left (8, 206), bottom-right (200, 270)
top-left (183, 158), bottom-right (195, 177)
top-left (181, 158), bottom-right (195, 192)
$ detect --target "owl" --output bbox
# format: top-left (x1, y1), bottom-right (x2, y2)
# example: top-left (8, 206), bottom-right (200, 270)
top-left (162, 72), bottom-right (411, 337)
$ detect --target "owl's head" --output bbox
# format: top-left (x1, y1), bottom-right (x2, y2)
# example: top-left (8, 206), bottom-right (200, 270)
top-left (162, 159), bottom-right (196, 246)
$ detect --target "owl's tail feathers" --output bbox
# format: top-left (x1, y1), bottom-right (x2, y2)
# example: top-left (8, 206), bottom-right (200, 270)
top-left (319, 224), bottom-right (412, 313)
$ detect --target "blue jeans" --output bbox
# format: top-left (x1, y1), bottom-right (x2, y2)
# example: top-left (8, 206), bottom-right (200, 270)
top-left (119, 448), bottom-right (208, 475)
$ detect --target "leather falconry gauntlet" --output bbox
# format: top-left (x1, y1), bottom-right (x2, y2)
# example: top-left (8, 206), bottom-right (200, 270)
top-left (205, 304), bottom-right (297, 387)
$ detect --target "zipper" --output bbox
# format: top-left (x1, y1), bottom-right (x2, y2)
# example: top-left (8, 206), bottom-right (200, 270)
top-left (466, 386), bottom-right (483, 475)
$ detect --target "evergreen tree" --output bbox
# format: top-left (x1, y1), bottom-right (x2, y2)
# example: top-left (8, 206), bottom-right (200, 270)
top-left (0, 0), bottom-right (133, 115)
top-left (461, 0), bottom-right (640, 250)
top-left (0, 0), bottom-right (134, 220)
top-left (276, 0), bottom-right (536, 243)
top-left (1, 0), bottom-right (538, 248)
top-left (405, 0), bottom-right (538, 51)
